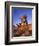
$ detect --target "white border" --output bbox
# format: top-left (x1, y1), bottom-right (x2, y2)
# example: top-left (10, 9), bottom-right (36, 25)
top-left (9, 5), bottom-right (36, 42)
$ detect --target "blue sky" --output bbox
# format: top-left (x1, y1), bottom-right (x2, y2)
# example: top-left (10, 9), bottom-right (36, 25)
top-left (12, 7), bottom-right (32, 26)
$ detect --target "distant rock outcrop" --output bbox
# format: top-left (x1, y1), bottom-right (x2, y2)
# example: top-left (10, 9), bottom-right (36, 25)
top-left (12, 15), bottom-right (32, 37)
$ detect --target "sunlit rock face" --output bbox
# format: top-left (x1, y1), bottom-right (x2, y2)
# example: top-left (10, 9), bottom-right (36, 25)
top-left (13, 15), bottom-right (32, 37)
top-left (20, 16), bottom-right (29, 32)
top-left (28, 24), bottom-right (32, 31)
top-left (20, 16), bottom-right (27, 24)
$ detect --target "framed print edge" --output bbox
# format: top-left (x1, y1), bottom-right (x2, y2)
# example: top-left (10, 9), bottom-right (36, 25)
top-left (5, 1), bottom-right (38, 45)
